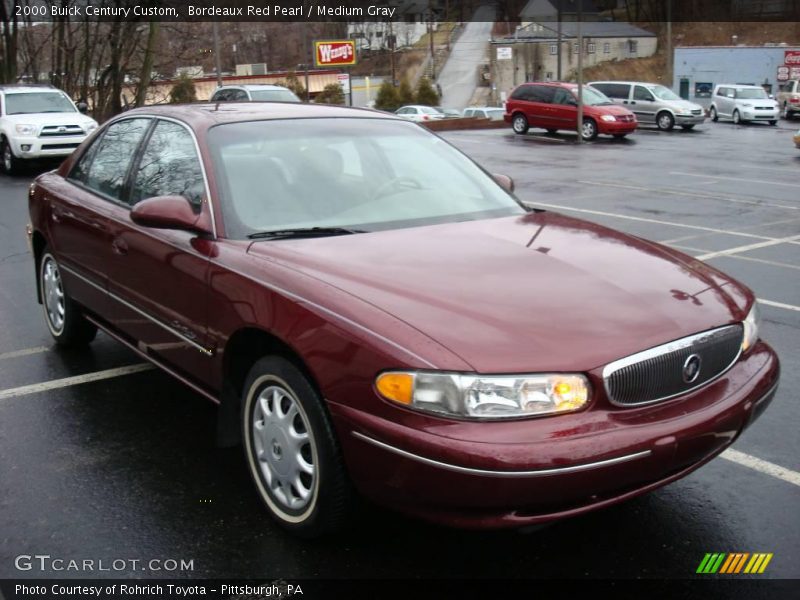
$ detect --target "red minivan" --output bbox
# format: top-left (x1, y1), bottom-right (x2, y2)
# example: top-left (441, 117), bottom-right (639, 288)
top-left (504, 81), bottom-right (637, 140)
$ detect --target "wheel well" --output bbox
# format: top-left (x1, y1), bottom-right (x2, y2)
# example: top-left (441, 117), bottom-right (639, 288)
top-left (216, 327), bottom-right (322, 447)
top-left (224, 327), bottom-right (319, 398)
top-left (32, 231), bottom-right (46, 303)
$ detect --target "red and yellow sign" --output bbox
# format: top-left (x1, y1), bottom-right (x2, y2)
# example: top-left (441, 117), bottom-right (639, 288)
top-left (314, 40), bottom-right (357, 67)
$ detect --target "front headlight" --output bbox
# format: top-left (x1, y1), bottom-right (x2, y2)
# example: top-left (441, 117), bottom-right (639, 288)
top-left (741, 303), bottom-right (760, 353)
top-left (375, 371), bottom-right (590, 419)
top-left (15, 124), bottom-right (37, 136)
top-left (741, 103), bottom-right (753, 108)
top-left (85, 121), bottom-right (98, 132)
top-left (599, 115), bottom-right (616, 122)
top-left (676, 109), bottom-right (689, 115)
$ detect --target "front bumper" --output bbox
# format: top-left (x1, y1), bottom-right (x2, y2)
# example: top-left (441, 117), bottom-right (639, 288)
top-left (740, 109), bottom-right (778, 121)
top-left (10, 134), bottom-right (87, 159)
top-left (331, 341), bottom-right (779, 529)
top-left (675, 114), bottom-right (706, 125)
top-left (597, 120), bottom-right (637, 135)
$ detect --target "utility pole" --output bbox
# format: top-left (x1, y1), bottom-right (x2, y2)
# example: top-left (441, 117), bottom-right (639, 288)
top-left (212, 22), bottom-right (223, 87)
top-left (576, 0), bottom-right (583, 144)
top-left (556, 6), bottom-right (562, 80)
top-left (389, 21), bottom-right (396, 85)
top-left (302, 3), bottom-right (310, 102)
top-left (429, 1), bottom-right (436, 81)
top-left (666, 0), bottom-right (672, 87)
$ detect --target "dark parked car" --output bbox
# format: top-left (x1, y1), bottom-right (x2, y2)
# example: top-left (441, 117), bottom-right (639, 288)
top-left (27, 103), bottom-right (779, 537)
top-left (504, 81), bottom-right (637, 140)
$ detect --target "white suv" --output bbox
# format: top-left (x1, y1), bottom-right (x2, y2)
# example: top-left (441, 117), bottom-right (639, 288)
top-left (709, 84), bottom-right (779, 125)
top-left (0, 85), bottom-right (98, 174)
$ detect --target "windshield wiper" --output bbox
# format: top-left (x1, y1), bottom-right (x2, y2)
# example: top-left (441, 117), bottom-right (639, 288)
top-left (247, 226), bottom-right (365, 240)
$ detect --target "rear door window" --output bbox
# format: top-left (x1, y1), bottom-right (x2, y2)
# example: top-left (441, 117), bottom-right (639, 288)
top-left (72, 118), bottom-right (151, 202)
top-left (594, 83), bottom-right (630, 99)
top-left (529, 85), bottom-right (556, 103)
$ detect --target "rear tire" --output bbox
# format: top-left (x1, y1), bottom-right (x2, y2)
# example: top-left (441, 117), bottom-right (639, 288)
top-left (512, 113), bottom-right (529, 135)
top-left (39, 250), bottom-right (97, 347)
top-left (769, 120), bottom-right (777, 126)
top-left (783, 103), bottom-right (793, 120)
top-left (710, 106), bottom-right (718, 122)
top-left (656, 111), bottom-right (675, 131)
top-left (242, 356), bottom-right (353, 538)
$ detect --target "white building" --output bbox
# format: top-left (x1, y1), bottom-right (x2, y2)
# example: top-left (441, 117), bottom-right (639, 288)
top-left (347, 1), bottom-right (433, 51)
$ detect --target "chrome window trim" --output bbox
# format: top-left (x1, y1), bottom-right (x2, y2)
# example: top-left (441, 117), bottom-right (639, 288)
top-left (352, 431), bottom-right (652, 478)
top-left (602, 324), bottom-right (744, 407)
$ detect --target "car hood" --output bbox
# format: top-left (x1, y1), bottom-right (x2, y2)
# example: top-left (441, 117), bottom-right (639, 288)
top-left (671, 99), bottom-right (704, 111)
top-left (3, 112), bottom-right (96, 128)
top-left (247, 212), bottom-right (750, 373)
top-left (590, 103), bottom-right (633, 117)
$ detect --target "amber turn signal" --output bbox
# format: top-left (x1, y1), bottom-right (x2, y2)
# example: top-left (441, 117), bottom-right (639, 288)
top-left (375, 372), bottom-right (414, 405)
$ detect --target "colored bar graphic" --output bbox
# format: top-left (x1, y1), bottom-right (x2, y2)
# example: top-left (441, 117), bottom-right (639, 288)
top-left (698, 552), bottom-right (772, 575)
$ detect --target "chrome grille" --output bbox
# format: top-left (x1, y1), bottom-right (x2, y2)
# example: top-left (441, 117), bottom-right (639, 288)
top-left (39, 125), bottom-right (84, 137)
top-left (603, 324), bottom-right (743, 407)
top-left (691, 109), bottom-right (703, 115)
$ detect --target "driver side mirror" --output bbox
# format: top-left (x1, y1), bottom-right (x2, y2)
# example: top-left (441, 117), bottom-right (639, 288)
top-left (130, 195), bottom-right (213, 235)
top-left (492, 173), bottom-right (515, 194)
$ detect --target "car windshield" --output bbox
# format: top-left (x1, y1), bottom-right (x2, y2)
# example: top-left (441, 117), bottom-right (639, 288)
top-left (419, 106), bottom-right (439, 114)
top-left (736, 88), bottom-right (768, 99)
top-left (649, 85), bottom-right (682, 101)
top-left (5, 92), bottom-right (76, 114)
top-left (208, 118), bottom-right (524, 239)
top-left (574, 86), bottom-right (613, 106)
top-left (249, 89), bottom-right (300, 102)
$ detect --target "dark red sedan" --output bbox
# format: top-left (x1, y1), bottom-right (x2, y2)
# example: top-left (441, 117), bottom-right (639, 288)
top-left (27, 103), bottom-right (779, 537)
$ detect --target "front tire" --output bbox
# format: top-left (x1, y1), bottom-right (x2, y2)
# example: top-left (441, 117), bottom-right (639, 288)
top-left (511, 113), bottom-right (529, 135)
top-left (39, 250), bottom-right (97, 347)
top-left (242, 356), bottom-right (352, 537)
top-left (733, 109), bottom-right (741, 124)
top-left (1, 137), bottom-right (23, 175)
top-left (581, 118), bottom-right (598, 141)
top-left (710, 106), bottom-right (718, 122)
top-left (656, 111), bottom-right (675, 131)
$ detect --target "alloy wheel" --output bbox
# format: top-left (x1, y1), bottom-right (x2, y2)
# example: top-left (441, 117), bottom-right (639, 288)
top-left (251, 384), bottom-right (316, 512)
top-left (41, 256), bottom-right (65, 334)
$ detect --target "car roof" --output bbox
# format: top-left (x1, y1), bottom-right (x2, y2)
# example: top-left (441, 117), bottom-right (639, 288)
top-left (715, 84), bottom-right (763, 89)
top-left (215, 84), bottom-right (291, 91)
top-left (589, 81), bottom-right (663, 86)
top-left (117, 102), bottom-right (402, 129)
top-left (0, 85), bottom-right (62, 94)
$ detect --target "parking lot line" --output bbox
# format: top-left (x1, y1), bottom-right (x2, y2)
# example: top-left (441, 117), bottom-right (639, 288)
top-left (694, 234), bottom-right (800, 260)
top-left (524, 201), bottom-right (779, 240)
top-left (671, 171), bottom-right (800, 189)
top-left (0, 346), bottom-right (49, 361)
top-left (576, 180), bottom-right (798, 210)
top-left (0, 364), bottom-right (154, 401)
top-left (659, 216), bottom-right (800, 244)
top-left (758, 299), bottom-right (800, 313)
top-left (667, 244), bottom-right (800, 271)
top-left (721, 449), bottom-right (800, 488)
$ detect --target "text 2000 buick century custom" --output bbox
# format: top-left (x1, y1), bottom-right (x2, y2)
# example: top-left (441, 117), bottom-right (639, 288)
top-left (27, 103), bottom-right (779, 536)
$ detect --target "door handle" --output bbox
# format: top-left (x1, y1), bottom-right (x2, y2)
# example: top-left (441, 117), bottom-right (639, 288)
top-left (630, 101), bottom-right (637, 105)
top-left (111, 238), bottom-right (128, 255)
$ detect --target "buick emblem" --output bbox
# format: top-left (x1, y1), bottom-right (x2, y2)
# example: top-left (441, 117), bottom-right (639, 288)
top-left (682, 354), bottom-right (702, 383)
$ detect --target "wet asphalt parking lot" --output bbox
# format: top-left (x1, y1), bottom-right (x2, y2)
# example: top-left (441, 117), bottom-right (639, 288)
top-left (0, 117), bottom-right (798, 588)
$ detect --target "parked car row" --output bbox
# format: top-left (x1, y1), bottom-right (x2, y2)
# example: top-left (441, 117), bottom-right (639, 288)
top-left (393, 105), bottom-right (505, 122)
top-left (503, 80), bottom-right (782, 141)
